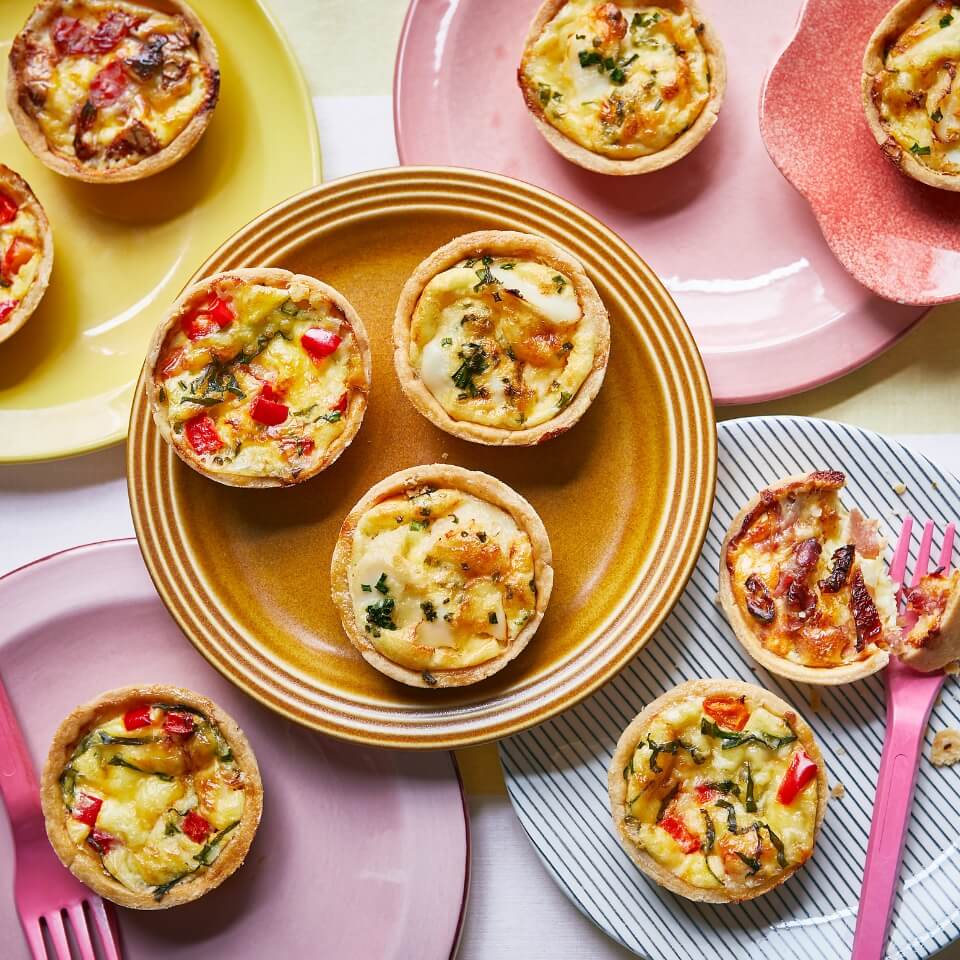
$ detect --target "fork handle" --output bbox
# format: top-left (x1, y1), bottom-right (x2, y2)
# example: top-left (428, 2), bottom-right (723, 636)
top-left (851, 689), bottom-right (938, 960)
top-left (0, 674), bottom-right (41, 824)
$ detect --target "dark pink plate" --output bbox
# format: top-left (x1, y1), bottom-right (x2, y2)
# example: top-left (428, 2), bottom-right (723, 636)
top-left (394, 0), bottom-right (928, 404)
top-left (762, 0), bottom-right (960, 305)
top-left (0, 540), bottom-right (469, 960)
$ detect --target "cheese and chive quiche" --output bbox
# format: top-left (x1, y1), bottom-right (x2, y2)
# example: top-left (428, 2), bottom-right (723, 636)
top-left (147, 268), bottom-right (371, 488)
top-left (608, 679), bottom-right (827, 903)
top-left (393, 231), bottom-right (610, 446)
top-left (719, 472), bottom-right (899, 685)
top-left (0, 165), bottom-right (54, 346)
top-left (517, 1), bottom-right (726, 174)
top-left (863, 0), bottom-right (960, 190)
top-left (899, 568), bottom-right (960, 672)
top-left (331, 465), bottom-right (554, 688)
top-left (40, 686), bottom-right (262, 909)
top-left (8, 0), bottom-right (219, 183)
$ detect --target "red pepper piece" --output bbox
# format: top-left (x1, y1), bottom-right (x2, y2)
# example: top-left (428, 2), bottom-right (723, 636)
top-left (776, 748), bottom-right (818, 805)
top-left (123, 704), bottom-right (152, 730)
top-left (694, 784), bottom-right (719, 804)
top-left (182, 295), bottom-right (235, 340)
top-left (302, 327), bottom-right (341, 361)
top-left (88, 829), bottom-right (117, 854)
top-left (659, 813), bottom-right (701, 854)
top-left (703, 694), bottom-right (749, 732)
top-left (163, 711), bottom-right (195, 736)
top-left (73, 792), bottom-right (102, 827)
top-left (0, 300), bottom-right (18, 324)
top-left (3, 237), bottom-right (35, 279)
top-left (182, 810), bottom-right (212, 844)
top-left (184, 415), bottom-right (223, 455)
top-left (333, 391), bottom-right (349, 414)
top-left (89, 60), bottom-right (128, 108)
top-left (250, 393), bottom-right (288, 426)
top-left (0, 191), bottom-right (18, 225)
top-left (260, 382), bottom-right (284, 402)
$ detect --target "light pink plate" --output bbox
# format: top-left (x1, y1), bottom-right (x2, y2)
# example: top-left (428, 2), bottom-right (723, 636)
top-left (0, 540), bottom-right (469, 960)
top-left (394, 0), bottom-right (927, 404)
top-left (761, 0), bottom-right (960, 306)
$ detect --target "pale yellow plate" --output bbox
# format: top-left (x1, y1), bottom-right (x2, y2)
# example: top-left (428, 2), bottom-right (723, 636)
top-left (0, 0), bottom-right (320, 462)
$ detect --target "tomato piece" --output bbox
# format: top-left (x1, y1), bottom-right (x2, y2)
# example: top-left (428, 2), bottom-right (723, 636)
top-left (182, 295), bottom-right (235, 340)
top-left (184, 415), bottom-right (223, 455)
top-left (89, 60), bottom-right (129, 108)
top-left (89, 12), bottom-right (133, 53)
top-left (88, 829), bottom-right (117, 853)
top-left (163, 711), bottom-right (195, 736)
top-left (702, 695), bottom-right (750, 732)
top-left (52, 16), bottom-right (90, 55)
top-left (333, 391), bottom-right (349, 414)
top-left (694, 784), bottom-right (719, 804)
top-left (123, 704), bottom-right (152, 730)
top-left (0, 300), bottom-right (18, 324)
top-left (659, 813), bottom-right (701, 854)
top-left (260, 382), bottom-right (284, 402)
top-left (2, 237), bottom-right (35, 279)
top-left (776, 748), bottom-right (818, 805)
top-left (182, 810), bottom-right (212, 844)
top-left (251, 393), bottom-right (288, 426)
top-left (73, 793), bottom-right (102, 827)
top-left (160, 347), bottom-right (185, 377)
top-left (0, 191), bottom-right (18, 225)
top-left (302, 327), bottom-right (341, 360)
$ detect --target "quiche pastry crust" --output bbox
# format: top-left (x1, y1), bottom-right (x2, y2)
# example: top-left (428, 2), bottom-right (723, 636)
top-left (0, 164), bottom-right (54, 345)
top-left (146, 267), bottom-right (372, 488)
top-left (331, 464), bottom-right (554, 688)
top-left (899, 568), bottom-right (960, 672)
top-left (40, 685), bottom-right (263, 910)
top-left (7, 0), bottom-right (219, 183)
top-left (607, 679), bottom-right (827, 904)
top-left (393, 230), bottom-right (610, 446)
top-left (518, 0), bottom-right (726, 175)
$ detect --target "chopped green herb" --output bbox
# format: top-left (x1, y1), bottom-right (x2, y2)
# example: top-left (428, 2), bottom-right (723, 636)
top-left (422, 670), bottom-right (438, 687)
top-left (538, 84), bottom-right (552, 106)
top-left (656, 782), bottom-right (680, 822)
top-left (98, 732), bottom-right (156, 746)
top-left (631, 11), bottom-right (659, 28)
top-left (646, 735), bottom-right (704, 772)
top-left (552, 275), bottom-right (566, 293)
top-left (375, 572), bottom-right (390, 594)
top-left (451, 514), bottom-right (459, 524)
top-left (473, 263), bottom-right (498, 292)
top-left (700, 718), bottom-right (797, 751)
top-left (910, 142), bottom-right (932, 156)
top-left (316, 410), bottom-right (342, 423)
top-left (488, 611), bottom-right (498, 624)
top-left (451, 343), bottom-right (490, 397)
top-left (713, 798), bottom-right (740, 834)
top-left (558, 391), bottom-right (572, 409)
top-left (195, 821), bottom-right (240, 866)
top-left (153, 871), bottom-right (194, 901)
top-left (736, 852), bottom-right (761, 876)
top-left (941, 13), bottom-right (954, 27)
top-left (706, 780), bottom-right (740, 797)
top-left (701, 808), bottom-right (715, 853)
top-left (279, 300), bottom-right (300, 317)
top-left (653, 98), bottom-right (663, 110)
top-left (610, 66), bottom-right (626, 85)
top-left (763, 823), bottom-right (788, 868)
top-left (441, 337), bottom-right (453, 347)
top-left (500, 262), bottom-right (515, 270)
top-left (578, 50), bottom-right (603, 68)
top-left (744, 762), bottom-right (757, 812)
top-left (409, 520), bottom-right (427, 532)
top-left (108, 756), bottom-right (173, 781)
top-left (365, 598), bottom-right (396, 631)
top-left (421, 601), bottom-right (437, 622)
top-left (361, 583), bottom-right (372, 593)
top-left (932, 107), bottom-right (944, 122)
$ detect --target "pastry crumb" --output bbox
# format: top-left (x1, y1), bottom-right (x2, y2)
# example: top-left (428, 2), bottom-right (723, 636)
top-left (835, 745), bottom-right (846, 756)
top-left (441, 452), bottom-right (449, 460)
top-left (932, 729), bottom-right (960, 766)
top-left (892, 481), bottom-right (907, 495)
top-left (933, 480), bottom-right (939, 490)
top-left (830, 783), bottom-right (845, 799)
top-left (809, 688), bottom-right (822, 712)
top-left (945, 660), bottom-right (960, 677)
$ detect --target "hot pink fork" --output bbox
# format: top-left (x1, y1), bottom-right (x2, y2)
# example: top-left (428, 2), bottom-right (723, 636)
top-left (852, 517), bottom-right (957, 960)
top-left (0, 675), bottom-right (121, 960)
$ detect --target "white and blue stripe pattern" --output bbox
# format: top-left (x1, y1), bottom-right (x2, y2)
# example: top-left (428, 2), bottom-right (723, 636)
top-left (500, 416), bottom-right (960, 960)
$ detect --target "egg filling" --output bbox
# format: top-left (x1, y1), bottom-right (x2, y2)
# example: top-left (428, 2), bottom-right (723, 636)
top-left (0, 187), bottom-right (43, 325)
top-left (154, 275), bottom-right (366, 481)
top-left (871, 2), bottom-right (960, 174)
top-left (409, 255), bottom-right (596, 430)
top-left (902, 569), bottom-right (960, 650)
top-left (58, 702), bottom-right (246, 901)
top-left (15, 0), bottom-right (216, 171)
top-left (621, 692), bottom-right (819, 892)
top-left (519, 1), bottom-right (711, 159)
top-left (347, 484), bottom-right (538, 673)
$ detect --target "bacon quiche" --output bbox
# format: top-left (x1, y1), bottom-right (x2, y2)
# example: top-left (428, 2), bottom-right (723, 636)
top-left (719, 471), bottom-right (899, 685)
top-left (608, 679), bottom-right (827, 903)
top-left (8, 0), bottom-right (219, 183)
top-left (518, 1), bottom-right (726, 174)
top-left (393, 231), bottom-right (609, 446)
top-left (330, 464), bottom-right (554, 688)
top-left (40, 685), bottom-right (262, 909)
top-left (863, 0), bottom-right (960, 190)
top-left (146, 268), bottom-right (371, 488)
top-left (0, 165), bottom-right (54, 345)
top-left (899, 568), bottom-right (960, 672)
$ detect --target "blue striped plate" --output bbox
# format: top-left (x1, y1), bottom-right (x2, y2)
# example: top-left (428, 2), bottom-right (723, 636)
top-left (500, 415), bottom-right (960, 960)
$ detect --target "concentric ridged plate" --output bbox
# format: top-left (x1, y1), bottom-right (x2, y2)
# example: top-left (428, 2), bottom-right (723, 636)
top-left (128, 166), bottom-right (715, 748)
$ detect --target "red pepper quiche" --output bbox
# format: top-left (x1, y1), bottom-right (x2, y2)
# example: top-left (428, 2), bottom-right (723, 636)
top-left (0, 164), bottom-right (54, 345)
top-left (8, 0), bottom-right (219, 183)
top-left (899, 568), bottom-right (960, 672)
top-left (719, 471), bottom-right (899, 685)
top-left (608, 679), bottom-right (827, 903)
top-left (146, 268), bottom-right (371, 488)
top-left (40, 685), bottom-right (263, 909)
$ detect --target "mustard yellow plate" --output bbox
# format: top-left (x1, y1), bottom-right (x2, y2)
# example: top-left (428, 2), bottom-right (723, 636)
top-left (128, 167), bottom-right (716, 749)
top-left (0, 0), bottom-right (320, 463)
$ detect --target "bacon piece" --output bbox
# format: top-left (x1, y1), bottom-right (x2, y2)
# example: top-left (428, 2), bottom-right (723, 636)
top-left (846, 509), bottom-right (882, 559)
top-left (774, 537), bottom-right (822, 598)
top-left (820, 545), bottom-right (855, 593)
top-left (89, 12), bottom-right (134, 53)
top-left (52, 16), bottom-right (90, 56)
top-left (89, 60), bottom-right (129, 108)
top-left (105, 120), bottom-right (160, 160)
top-left (126, 34), bottom-right (168, 79)
top-left (744, 574), bottom-right (775, 623)
top-left (849, 568), bottom-right (882, 651)
top-left (726, 491), bottom-right (781, 564)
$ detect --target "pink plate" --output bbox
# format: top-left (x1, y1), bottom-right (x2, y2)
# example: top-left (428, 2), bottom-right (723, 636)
top-left (0, 540), bottom-right (469, 960)
top-left (762, 0), bottom-right (960, 306)
top-left (394, 0), bottom-right (927, 404)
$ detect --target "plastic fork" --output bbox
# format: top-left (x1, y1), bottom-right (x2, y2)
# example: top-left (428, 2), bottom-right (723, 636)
top-left (852, 517), bottom-right (957, 960)
top-left (0, 675), bottom-right (121, 960)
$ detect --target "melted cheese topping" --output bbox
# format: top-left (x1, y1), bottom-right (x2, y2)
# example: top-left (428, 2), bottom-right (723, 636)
top-left (621, 693), bottom-right (818, 892)
top-left (59, 703), bottom-right (246, 900)
top-left (903, 569), bottom-right (960, 648)
top-left (0, 189), bottom-right (43, 318)
top-left (19, 0), bottom-right (214, 171)
top-left (519, 1), bottom-right (711, 159)
top-left (155, 275), bottom-right (366, 482)
top-left (726, 479), bottom-right (898, 668)
top-left (409, 256), bottom-right (596, 430)
top-left (872, 3), bottom-right (960, 174)
top-left (347, 485), bottom-right (538, 673)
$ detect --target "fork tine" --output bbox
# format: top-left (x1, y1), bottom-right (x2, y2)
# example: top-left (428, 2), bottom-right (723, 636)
top-left (43, 910), bottom-right (71, 960)
top-left (66, 903), bottom-right (97, 960)
top-left (939, 522), bottom-right (956, 572)
top-left (891, 515), bottom-right (913, 585)
top-left (89, 899), bottom-right (121, 960)
top-left (23, 919), bottom-right (47, 960)
top-left (912, 520), bottom-right (936, 587)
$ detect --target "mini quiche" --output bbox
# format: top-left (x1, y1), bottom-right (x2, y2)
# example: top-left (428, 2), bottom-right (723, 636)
top-left (330, 464), bottom-right (554, 688)
top-left (518, 1), bottom-right (726, 174)
top-left (719, 471), bottom-right (899, 685)
top-left (8, 0), bottom-right (219, 183)
top-left (393, 231), bottom-right (609, 446)
top-left (0, 165), bottom-right (54, 345)
top-left (147, 268), bottom-right (371, 488)
top-left (39, 685), bottom-right (262, 909)
top-left (863, 0), bottom-right (960, 190)
top-left (899, 568), bottom-right (960, 672)
top-left (608, 679), bottom-right (827, 903)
